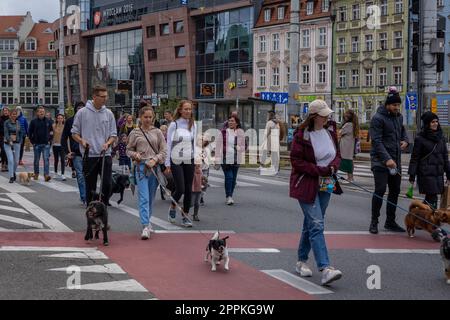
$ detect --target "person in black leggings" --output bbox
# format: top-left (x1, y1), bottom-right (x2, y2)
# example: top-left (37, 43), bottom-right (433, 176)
top-left (165, 100), bottom-right (197, 227)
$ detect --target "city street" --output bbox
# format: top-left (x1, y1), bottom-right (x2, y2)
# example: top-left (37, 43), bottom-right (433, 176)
top-left (0, 152), bottom-right (448, 300)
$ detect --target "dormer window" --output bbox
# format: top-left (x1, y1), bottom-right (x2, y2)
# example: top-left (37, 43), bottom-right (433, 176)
top-left (264, 9), bottom-right (271, 22)
top-left (48, 41), bottom-right (55, 51)
top-left (6, 27), bottom-right (17, 33)
top-left (25, 38), bottom-right (36, 51)
top-left (43, 28), bottom-right (53, 34)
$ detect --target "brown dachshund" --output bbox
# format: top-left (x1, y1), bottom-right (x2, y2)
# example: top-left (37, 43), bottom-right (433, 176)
top-left (405, 201), bottom-right (449, 241)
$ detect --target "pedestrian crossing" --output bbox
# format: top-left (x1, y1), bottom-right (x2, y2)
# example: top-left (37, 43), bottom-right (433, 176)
top-left (339, 163), bottom-right (410, 180)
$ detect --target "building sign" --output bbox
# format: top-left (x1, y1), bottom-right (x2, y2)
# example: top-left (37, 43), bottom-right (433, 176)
top-left (103, 4), bottom-right (134, 18)
top-left (237, 79), bottom-right (247, 88)
top-left (93, 2), bottom-right (140, 28)
top-left (295, 95), bottom-right (324, 102)
top-left (261, 92), bottom-right (288, 104)
top-left (181, 0), bottom-right (188, 4)
top-left (117, 79), bottom-right (133, 92)
top-left (200, 83), bottom-right (216, 97)
top-left (94, 11), bottom-right (102, 26)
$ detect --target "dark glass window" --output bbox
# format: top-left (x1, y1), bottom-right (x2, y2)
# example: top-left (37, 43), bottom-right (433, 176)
top-left (160, 23), bottom-right (169, 36)
top-left (174, 21), bottom-right (184, 33)
top-left (147, 25), bottom-right (155, 37)
top-left (175, 46), bottom-right (186, 58)
top-left (148, 49), bottom-right (157, 60)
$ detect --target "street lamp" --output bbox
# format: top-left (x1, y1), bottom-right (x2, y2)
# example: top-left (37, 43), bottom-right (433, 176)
top-left (58, 0), bottom-right (66, 116)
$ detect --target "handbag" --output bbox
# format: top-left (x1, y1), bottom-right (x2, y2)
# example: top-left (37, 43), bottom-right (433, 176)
top-left (140, 128), bottom-right (168, 187)
top-left (319, 176), bottom-right (336, 193)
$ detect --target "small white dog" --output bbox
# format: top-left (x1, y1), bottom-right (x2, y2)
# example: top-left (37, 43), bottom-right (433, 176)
top-left (204, 231), bottom-right (230, 272)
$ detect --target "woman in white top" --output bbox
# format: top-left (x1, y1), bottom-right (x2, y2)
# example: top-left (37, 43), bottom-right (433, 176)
top-left (165, 100), bottom-right (197, 227)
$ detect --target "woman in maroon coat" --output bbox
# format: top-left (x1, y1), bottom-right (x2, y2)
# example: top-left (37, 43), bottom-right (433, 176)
top-left (289, 100), bottom-right (343, 286)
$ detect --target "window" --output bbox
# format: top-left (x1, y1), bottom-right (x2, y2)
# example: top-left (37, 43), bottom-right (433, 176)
top-left (318, 64), bottom-right (326, 84)
top-left (378, 67), bottom-right (387, 86)
top-left (286, 32), bottom-right (291, 50)
top-left (259, 35), bottom-right (266, 53)
top-left (365, 68), bottom-right (373, 86)
top-left (272, 33), bottom-right (280, 51)
top-left (44, 75), bottom-right (58, 88)
top-left (272, 67), bottom-right (279, 86)
top-left (146, 25), bottom-right (155, 38)
top-left (302, 29), bottom-right (310, 48)
top-left (19, 75), bottom-right (38, 88)
top-left (277, 6), bottom-right (285, 20)
top-left (322, 0), bottom-right (330, 12)
top-left (394, 31), bottom-right (403, 49)
top-left (339, 6), bottom-right (347, 22)
top-left (19, 59), bottom-right (38, 70)
top-left (438, 0), bottom-right (444, 6)
top-left (0, 75), bottom-right (13, 88)
top-left (0, 92), bottom-right (13, 104)
top-left (393, 66), bottom-right (402, 85)
top-left (0, 39), bottom-right (16, 50)
top-left (365, 1), bottom-right (374, 18)
top-left (286, 66), bottom-right (290, 83)
top-left (379, 32), bottom-right (388, 50)
top-left (264, 9), bottom-right (271, 22)
top-left (25, 38), bottom-right (36, 51)
top-left (352, 4), bottom-right (360, 20)
top-left (0, 56), bottom-right (13, 70)
top-left (175, 46), bottom-right (186, 58)
top-left (153, 71), bottom-right (187, 98)
top-left (338, 70), bottom-right (346, 88)
top-left (351, 69), bottom-right (359, 87)
top-left (365, 35), bottom-right (373, 51)
top-left (45, 59), bottom-right (56, 70)
top-left (380, 0), bottom-right (388, 16)
top-left (45, 92), bottom-right (59, 105)
top-left (318, 28), bottom-right (327, 47)
top-left (306, 1), bottom-right (314, 15)
top-left (395, 0), bottom-right (403, 14)
top-left (259, 68), bottom-right (266, 87)
top-left (48, 41), bottom-right (55, 51)
top-left (339, 37), bottom-right (346, 54)
top-left (302, 65), bottom-right (310, 84)
top-left (66, 46), bottom-right (70, 56)
top-left (352, 36), bottom-right (359, 53)
top-left (174, 21), bottom-right (184, 33)
top-left (148, 49), bottom-right (157, 61)
top-left (160, 23), bottom-right (169, 36)
top-left (72, 44), bottom-right (78, 55)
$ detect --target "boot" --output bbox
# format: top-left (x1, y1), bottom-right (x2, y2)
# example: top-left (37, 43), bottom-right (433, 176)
top-left (369, 220), bottom-right (379, 234)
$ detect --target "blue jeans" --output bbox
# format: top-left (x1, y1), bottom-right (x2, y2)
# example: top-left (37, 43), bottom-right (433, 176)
top-left (72, 156), bottom-right (86, 203)
top-left (4, 143), bottom-right (20, 178)
top-left (33, 144), bottom-right (50, 176)
top-left (298, 192), bottom-right (331, 270)
top-left (136, 163), bottom-right (158, 226)
top-left (222, 164), bottom-right (239, 197)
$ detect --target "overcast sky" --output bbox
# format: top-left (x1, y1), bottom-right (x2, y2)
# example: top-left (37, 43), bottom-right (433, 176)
top-left (0, 0), bottom-right (59, 22)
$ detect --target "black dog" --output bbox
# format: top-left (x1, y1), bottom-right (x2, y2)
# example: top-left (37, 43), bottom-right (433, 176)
top-left (85, 193), bottom-right (109, 246)
top-left (110, 173), bottom-right (130, 205)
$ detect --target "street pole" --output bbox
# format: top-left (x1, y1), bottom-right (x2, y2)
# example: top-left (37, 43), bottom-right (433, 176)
top-left (417, 0), bottom-right (437, 129)
top-left (131, 79), bottom-right (135, 117)
top-left (58, 0), bottom-right (65, 115)
top-left (288, 0), bottom-right (300, 120)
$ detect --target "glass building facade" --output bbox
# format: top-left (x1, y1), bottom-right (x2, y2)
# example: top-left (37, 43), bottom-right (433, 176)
top-left (195, 6), bottom-right (254, 99)
top-left (87, 29), bottom-right (145, 107)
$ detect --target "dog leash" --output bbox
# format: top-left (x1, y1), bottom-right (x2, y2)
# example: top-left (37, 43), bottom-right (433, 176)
top-left (335, 174), bottom-right (449, 235)
top-left (98, 150), bottom-right (106, 203)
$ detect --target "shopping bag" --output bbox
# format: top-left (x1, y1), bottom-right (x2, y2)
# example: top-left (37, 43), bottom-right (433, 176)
top-left (440, 185), bottom-right (450, 209)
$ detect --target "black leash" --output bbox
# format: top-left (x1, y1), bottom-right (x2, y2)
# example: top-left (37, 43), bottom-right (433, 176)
top-left (336, 174), bottom-right (449, 235)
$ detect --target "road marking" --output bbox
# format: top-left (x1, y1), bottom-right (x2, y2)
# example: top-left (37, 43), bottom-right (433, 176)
top-left (0, 204), bottom-right (29, 214)
top-left (207, 176), bottom-right (260, 187)
top-left (48, 263), bottom-right (126, 274)
top-left (41, 251), bottom-right (109, 259)
top-left (0, 197), bottom-right (12, 203)
top-left (0, 176), bottom-right (35, 193)
top-left (0, 214), bottom-right (43, 228)
top-left (154, 230), bottom-right (236, 234)
top-left (6, 193), bottom-right (72, 232)
top-left (59, 279), bottom-right (148, 292)
top-left (108, 201), bottom-right (182, 230)
top-left (209, 170), bottom-right (289, 186)
top-left (228, 248), bottom-right (280, 253)
top-left (34, 179), bottom-right (79, 193)
top-left (262, 269), bottom-right (333, 295)
top-left (365, 249), bottom-right (440, 254)
top-left (0, 246), bottom-right (101, 252)
top-left (324, 231), bottom-right (397, 235)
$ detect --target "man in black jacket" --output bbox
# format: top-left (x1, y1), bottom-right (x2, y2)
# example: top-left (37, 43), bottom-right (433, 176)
top-left (0, 108), bottom-right (9, 172)
top-left (28, 106), bottom-right (53, 181)
top-left (369, 88), bottom-right (409, 234)
top-left (62, 102), bottom-right (86, 205)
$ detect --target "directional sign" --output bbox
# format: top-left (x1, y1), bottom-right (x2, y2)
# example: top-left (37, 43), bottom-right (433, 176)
top-left (406, 92), bottom-right (417, 111)
top-left (261, 92), bottom-right (288, 104)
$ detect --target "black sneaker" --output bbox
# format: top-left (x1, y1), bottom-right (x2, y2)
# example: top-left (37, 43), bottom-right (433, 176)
top-left (369, 221), bottom-right (378, 234)
top-left (9, 177), bottom-right (14, 184)
top-left (13, 173), bottom-right (16, 181)
top-left (384, 222), bottom-right (406, 233)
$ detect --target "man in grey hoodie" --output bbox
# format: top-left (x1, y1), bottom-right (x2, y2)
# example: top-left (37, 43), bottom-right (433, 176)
top-left (72, 86), bottom-right (117, 205)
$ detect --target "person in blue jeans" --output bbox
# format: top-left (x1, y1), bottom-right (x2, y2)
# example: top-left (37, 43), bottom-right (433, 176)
top-left (289, 99), bottom-right (343, 286)
top-left (3, 109), bottom-right (24, 183)
top-left (62, 102), bottom-right (86, 205)
top-left (220, 115), bottom-right (245, 205)
top-left (127, 107), bottom-right (167, 240)
top-left (28, 106), bottom-right (53, 182)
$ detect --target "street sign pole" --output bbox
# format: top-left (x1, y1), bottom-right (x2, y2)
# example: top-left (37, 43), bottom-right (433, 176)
top-left (131, 79), bottom-right (135, 117)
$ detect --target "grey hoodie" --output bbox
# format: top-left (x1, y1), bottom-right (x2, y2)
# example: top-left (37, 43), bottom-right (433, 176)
top-left (71, 100), bottom-right (117, 157)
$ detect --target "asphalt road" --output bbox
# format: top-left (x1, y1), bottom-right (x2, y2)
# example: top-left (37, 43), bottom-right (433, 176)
top-left (0, 152), bottom-right (448, 300)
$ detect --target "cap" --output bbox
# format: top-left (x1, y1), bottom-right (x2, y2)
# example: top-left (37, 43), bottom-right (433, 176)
top-left (308, 99), bottom-right (334, 117)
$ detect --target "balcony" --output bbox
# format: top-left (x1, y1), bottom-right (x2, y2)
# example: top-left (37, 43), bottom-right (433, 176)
top-left (351, 21), bottom-right (361, 29)
top-left (337, 22), bottom-right (347, 31)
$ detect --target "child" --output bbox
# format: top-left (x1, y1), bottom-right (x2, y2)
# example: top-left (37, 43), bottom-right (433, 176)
top-left (114, 134), bottom-right (131, 174)
top-left (160, 125), bottom-right (168, 141)
top-left (191, 164), bottom-right (203, 221)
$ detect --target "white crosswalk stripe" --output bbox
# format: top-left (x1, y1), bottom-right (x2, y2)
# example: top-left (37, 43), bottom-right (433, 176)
top-left (340, 164), bottom-right (410, 180)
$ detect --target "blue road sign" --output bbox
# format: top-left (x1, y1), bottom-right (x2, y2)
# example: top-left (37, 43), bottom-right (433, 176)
top-left (181, 0), bottom-right (188, 5)
top-left (261, 92), bottom-right (288, 104)
top-left (406, 92), bottom-right (417, 110)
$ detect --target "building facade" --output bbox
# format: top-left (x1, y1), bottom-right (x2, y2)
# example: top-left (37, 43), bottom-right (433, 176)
top-left (0, 12), bottom-right (58, 119)
top-left (332, 0), bottom-right (409, 124)
top-left (436, 0), bottom-right (450, 125)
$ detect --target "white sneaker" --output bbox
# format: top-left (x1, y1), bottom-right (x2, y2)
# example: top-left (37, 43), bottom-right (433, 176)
top-left (141, 227), bottom-right (150, 240)
top-left (321, 267), bottom-right (342, 286)
top-left (226, 197), bottom-right (233, 205)
top-left (148, 224), bottom-right (154, 233)
top-left (61, 175), bottom-right (66, 181)
top-left (295, 262), bottom-right (313, 277)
